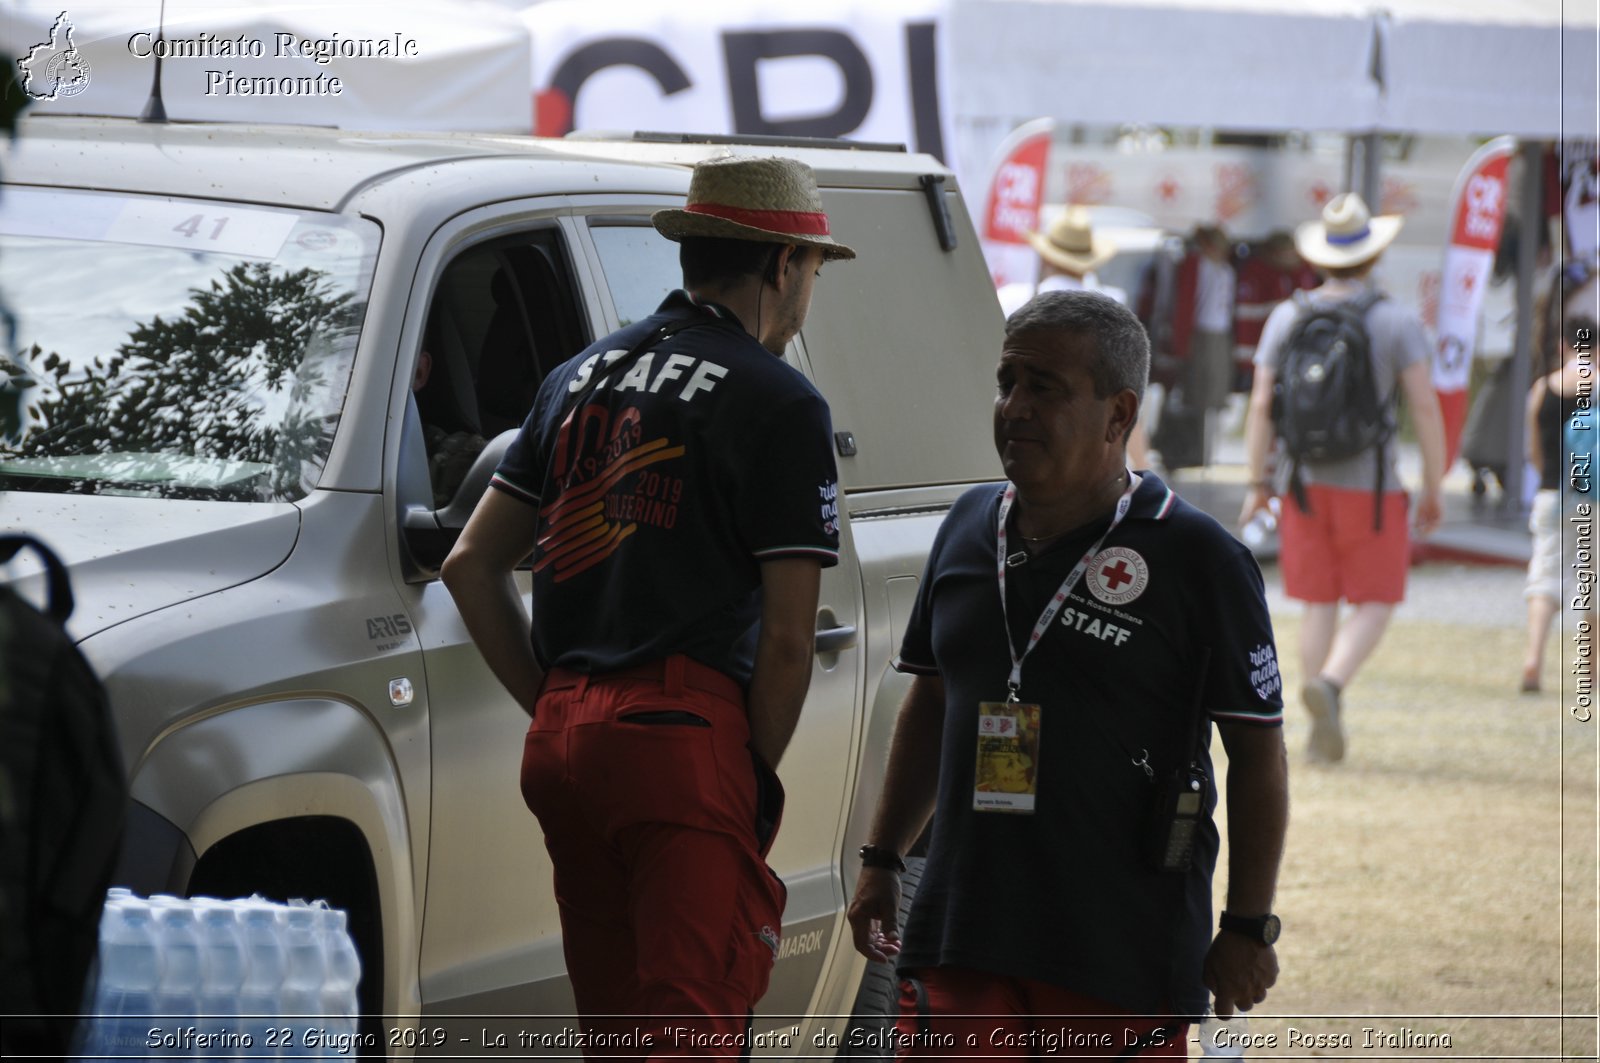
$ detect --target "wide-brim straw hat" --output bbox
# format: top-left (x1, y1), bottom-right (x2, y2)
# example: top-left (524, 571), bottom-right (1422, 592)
top-left (1026, 207), bottom-right (1116, 275)
top-left (1295, 192), bottom-right (1403, 269)
top-left (652, 155), bottom-right (856, 261)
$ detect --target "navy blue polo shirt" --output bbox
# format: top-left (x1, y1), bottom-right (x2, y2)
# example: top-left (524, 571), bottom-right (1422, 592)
top-left (893, 473), bottom-right (1283, 1016)
top-left (492, 291), bottom-right (840, 684)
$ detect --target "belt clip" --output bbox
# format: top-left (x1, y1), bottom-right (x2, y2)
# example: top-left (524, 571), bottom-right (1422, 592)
top-left (1132, 749), bottom-right (1154, 780)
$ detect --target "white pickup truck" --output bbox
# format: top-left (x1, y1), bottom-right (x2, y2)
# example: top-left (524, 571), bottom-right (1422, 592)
top-left (0, 116), bottom-right (1004, 1055)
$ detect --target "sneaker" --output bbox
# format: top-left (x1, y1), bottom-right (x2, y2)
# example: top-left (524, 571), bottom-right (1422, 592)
top-left (1302, 677), bottom-right (1346, 762)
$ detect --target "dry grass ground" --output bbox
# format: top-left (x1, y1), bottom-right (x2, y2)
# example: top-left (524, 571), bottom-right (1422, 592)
top-left (1207, 562), bottom-right (1598, 1061)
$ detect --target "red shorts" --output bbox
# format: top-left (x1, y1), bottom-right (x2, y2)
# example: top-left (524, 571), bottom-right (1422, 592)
top-left (893, 966), bottom-right (1187, 1060)
top-left (1279, 484), bottom-right (1410, 604)
top-left (521, 655), bottom-right (786, 1060)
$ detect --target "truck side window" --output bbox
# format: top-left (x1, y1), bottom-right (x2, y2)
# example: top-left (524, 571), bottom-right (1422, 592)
top-left (410, 230), bottom-right (588, 510)
top-left (589, 223), bottom-right (682, 327)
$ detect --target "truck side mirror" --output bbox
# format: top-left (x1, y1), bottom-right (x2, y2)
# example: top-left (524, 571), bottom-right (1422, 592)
top-left (401, 429), bottom-right (518, 575)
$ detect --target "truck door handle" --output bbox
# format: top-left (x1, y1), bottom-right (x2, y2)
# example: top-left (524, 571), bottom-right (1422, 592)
top-left (815, 623), bottom-right (858, 654)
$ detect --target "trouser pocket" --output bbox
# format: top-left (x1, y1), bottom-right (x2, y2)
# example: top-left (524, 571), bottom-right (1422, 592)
top-left (617, 709), bottom-right (711, 727)
top-left (748, 746), bottom-right (786, 857)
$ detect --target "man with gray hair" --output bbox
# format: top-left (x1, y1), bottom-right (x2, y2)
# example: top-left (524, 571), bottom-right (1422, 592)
top-left (848, 291), bottom-right (1289, 1058)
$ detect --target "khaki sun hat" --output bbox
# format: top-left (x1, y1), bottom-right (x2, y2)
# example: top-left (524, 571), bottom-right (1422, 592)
top-left (1295, 193), bottom-right (1403, 269)
top-left (652, 155), bottom-right (856, 261)
top-left (1026, 206), bottom-right (1116, 275)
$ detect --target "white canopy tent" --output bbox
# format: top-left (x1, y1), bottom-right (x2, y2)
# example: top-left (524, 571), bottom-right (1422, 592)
top-left (1, 0), bottom-right (535, 133)
top-left (1374, 0), bottom-right (1596, 138)
top-left (946, 0), bottom-right (1597, 198)
top-left (948, 0), bottom-right (1385, 136)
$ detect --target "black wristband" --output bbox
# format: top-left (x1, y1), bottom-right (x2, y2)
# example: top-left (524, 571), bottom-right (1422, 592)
top-left (858, 844), bottom-right (906, 872)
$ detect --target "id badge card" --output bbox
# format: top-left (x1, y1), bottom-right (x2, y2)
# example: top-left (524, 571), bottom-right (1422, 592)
top-left (974, 701), bottom-right (1042, 813)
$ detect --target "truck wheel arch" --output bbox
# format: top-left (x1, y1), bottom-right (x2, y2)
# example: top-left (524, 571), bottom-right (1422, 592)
top-left (188, 815), bottom-right (385, 1048)
top-left (121, 699), bottom-right (424, 1031)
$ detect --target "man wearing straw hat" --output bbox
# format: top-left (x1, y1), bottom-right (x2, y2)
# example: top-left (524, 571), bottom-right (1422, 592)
top-left (997, 205), bottom-right (1126, 318)
top-left (444, 154), bottom-right (853, 1053)
top-left (1239, 193), bottom-right (1446, 764)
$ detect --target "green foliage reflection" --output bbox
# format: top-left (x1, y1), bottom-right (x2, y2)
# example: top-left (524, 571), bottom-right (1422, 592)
top-left (0, 261), bottom-right (359, 500)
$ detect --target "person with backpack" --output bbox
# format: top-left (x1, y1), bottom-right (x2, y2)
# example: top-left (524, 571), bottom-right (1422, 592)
top-left (1239, 193), bottom-right (1446, 764)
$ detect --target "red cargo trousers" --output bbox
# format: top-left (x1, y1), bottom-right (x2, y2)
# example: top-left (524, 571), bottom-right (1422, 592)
top-left (521, 655), bottom-right (787, 1061)
top-left (895, 967), bottom-right (1188, 1060)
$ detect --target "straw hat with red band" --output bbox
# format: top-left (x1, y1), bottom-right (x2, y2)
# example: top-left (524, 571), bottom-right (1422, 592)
top-left (652, 155), bottom-right (857, 261)
top-left (1295, 192), bottom-right (1403, 269)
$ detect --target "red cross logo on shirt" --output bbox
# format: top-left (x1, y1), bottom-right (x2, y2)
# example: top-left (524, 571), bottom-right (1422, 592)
top-left (1101, 560), bottom-right (1135, 591)
top-left (1088, 546), bottom-right (1149, 606)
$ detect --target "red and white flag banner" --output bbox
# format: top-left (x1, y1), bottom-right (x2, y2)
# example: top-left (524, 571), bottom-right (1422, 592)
top-left (1435, 135), bottom-right (1515, 466)
top-left (979, 117), bottom-right (1054, 289)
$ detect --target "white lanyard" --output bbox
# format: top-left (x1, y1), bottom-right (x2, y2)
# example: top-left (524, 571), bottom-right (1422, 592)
top-left (995, 473), bottom-right (1139, 701)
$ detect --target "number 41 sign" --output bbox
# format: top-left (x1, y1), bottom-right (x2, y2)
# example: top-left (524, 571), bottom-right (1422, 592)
top-left (105, 198), bottom-right (299, 259)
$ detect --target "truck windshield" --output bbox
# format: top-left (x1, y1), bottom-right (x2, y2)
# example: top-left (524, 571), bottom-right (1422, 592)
top-left (0, 188), bottom-right (379, 502)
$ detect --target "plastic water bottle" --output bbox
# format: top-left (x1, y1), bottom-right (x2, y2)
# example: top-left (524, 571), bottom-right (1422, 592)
top-left (93, 897), bottom-right (164, 1062)
top-left (153, 905), bottom-right (205, 1052)
top-left (239, 903), bottom-right (287, 1060)
top-left (278, 905), bottom-right (326, 1057)
top-left (315, 906), bottom-right (362, 1048)
top-left (1239, 496), bottom-right (1281, 550)
top-left (197, 902), bottom-right (248, 1047)
top-left (1198, 1008), bottom-right (1249, 1058)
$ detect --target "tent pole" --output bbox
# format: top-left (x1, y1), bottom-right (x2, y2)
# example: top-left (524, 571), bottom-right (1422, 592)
top-left (1343, 132), bottom-right (1383, 206)
top-left (1362, 132), bottom-right (1382, 208)
top-left (1504, 139), bottom-right (1543, 513)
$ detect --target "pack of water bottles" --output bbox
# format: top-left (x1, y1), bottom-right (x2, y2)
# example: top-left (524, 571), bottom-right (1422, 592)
top-left (76, 890), bottom-right (362, 1061)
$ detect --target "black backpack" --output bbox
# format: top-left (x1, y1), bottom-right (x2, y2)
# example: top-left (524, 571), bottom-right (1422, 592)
top-left (1270, 289), bottom-right (1394, 527)
top-left (0, 535), bottom-right (127, 1060)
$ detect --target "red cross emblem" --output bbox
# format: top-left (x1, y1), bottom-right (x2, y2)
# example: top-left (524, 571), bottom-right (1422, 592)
top-left (1101, 560), bottom-right (1135, 591)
